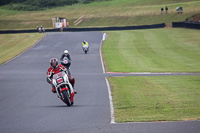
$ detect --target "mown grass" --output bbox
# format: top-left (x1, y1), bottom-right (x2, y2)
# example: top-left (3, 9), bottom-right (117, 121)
top-left (102, 28), bottom-right (200, 72)
top-left (108, 76), bottom-right (200, 122)
top-left (78, 13), bottom-right (194, 27)
top-left (0, 33), bottom-right (44, 64)
top-left (0, 0), bottom-right (200, 29)
top-left (103, 28), bottom-right (200, 122)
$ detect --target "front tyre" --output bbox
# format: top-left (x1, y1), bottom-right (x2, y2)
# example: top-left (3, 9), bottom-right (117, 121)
top-left (61, 90), bottom-right (71, 106)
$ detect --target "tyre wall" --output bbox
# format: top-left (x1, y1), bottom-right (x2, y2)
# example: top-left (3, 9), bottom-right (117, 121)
top-left (0, 23), bottom-right (165, 34)
top-left (172, 22), bottom-right (200, 29)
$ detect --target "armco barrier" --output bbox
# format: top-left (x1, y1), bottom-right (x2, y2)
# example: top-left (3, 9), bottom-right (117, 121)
top-left (172, 22), bottom-right (200, 29)
top-left (0, 28), bottom-right (60, 34)
top-left (0, 29), bottom-right (38, 34)
top-left (63, 23), bottom-right (165, 32)
top-left (0, 23), bottom-right (165, 34)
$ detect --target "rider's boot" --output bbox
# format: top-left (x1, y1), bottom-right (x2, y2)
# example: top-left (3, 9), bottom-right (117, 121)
top-left (74, 89), bottom-right (77, 94)
top-left (69, 76), bottom-right (77, 94)
top-left (72, 82), bottom-right (77, 94)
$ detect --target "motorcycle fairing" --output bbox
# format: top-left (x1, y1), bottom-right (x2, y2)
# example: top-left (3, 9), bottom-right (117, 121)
top-left (56, 77), bottom-right (64, 85)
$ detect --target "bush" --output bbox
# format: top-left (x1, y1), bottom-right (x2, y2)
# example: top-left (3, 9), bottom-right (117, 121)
top-left (0, 0), bottom-right (27, 6)
top-left (2, 0), bottom-right (80, 11)
top-left (1, 0), bottom-right (111, 10)
top-left (6, 3), bottom-right (43, 11)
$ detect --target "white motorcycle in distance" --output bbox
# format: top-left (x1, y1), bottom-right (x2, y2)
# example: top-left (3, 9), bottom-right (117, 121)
top-left (61, 57), bottom-right (71, 75)
top-left (52, 71), bottom-right (75, 106)
top-left (61, 57), bottom-right (71, 69)
top-left (82, 44), bottom-right (89, 54)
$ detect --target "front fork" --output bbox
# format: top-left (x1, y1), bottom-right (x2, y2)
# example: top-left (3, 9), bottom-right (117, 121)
top-left (56, 83), bottom-right (74, 99)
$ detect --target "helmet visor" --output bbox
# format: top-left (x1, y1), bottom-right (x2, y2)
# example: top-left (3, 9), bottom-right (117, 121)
top-left (51, 62), bottom-right (57, 67)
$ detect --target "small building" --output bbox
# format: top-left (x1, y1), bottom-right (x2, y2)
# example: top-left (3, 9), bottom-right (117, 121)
top-left (52, 17), bottom-right (66, 28)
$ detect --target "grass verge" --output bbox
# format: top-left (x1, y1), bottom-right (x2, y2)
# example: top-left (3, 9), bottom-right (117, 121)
top-left (0, 33), bottom-right (44, 64)
top-left (102, 28), bottom-right (200, 122)
top-left (108, 76), bottom-right (200, 122)
top-left (102, 28), bottom-right (200, 72)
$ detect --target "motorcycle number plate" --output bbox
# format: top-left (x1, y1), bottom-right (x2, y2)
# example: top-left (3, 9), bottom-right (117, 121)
top-left (57, 78), bottom-right (64, 84)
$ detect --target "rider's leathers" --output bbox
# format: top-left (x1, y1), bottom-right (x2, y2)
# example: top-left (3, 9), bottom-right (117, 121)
top-left (46, 64), bottom-right (75, 92)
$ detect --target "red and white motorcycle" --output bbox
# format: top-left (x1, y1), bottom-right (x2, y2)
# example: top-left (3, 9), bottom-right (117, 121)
top-left (52, 71), bottom-right (75, 106)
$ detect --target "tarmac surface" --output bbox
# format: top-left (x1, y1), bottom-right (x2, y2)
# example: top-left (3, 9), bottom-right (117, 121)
top-left (0, 32), bottom-right (199, 133)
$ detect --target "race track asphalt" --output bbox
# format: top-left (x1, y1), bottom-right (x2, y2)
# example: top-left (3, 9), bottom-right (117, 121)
top-left (0, 32), bottom-right (199, 133)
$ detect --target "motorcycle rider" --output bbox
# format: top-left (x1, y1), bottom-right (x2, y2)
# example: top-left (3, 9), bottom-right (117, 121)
top-left (82, 40), bottom-right (89, 47)
top-left (60, 50), bottom-right (71, 75)
top-left (46, 58), bottom-right (76, 94)
top-left (60, 50), bottom-right (71, 61)
top-left (82, 40), bottom-right (89, 52)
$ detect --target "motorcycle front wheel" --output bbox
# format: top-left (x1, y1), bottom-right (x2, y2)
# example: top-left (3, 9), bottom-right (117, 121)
top-left (61, 90), bottom-right (71, 106)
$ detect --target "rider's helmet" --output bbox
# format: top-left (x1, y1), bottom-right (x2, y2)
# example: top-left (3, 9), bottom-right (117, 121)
top-left (64, 50), bottom-right (68, 54)
top-left (50, 58), bottom-right (58, 69)
top-left (83, 40), bottom-right (86, 44)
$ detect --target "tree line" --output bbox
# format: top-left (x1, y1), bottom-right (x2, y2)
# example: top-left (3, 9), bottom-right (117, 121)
top-left (0, 0), bottom-right (110, 11)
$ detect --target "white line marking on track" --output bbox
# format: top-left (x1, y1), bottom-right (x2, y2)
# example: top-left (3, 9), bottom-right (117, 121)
top-left (100, 32), bottom-right (115, 123)
top-left (100, 32), bottom-right (106, 73)
top-left (105, 77), bottom-right (116, 124)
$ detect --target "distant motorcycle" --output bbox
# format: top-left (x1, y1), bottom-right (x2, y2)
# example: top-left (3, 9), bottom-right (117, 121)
top-left (52, 71), bottom-right (75, 106)
top-left (61, 57), bottom-right (71, 69)
top-left (82, 44), bottom-right (89, 54)
top-left (61, 57), bottom-right (71, 75)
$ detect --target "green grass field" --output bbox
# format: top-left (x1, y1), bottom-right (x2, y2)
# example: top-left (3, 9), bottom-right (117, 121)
top-left (0, 33), bottom-right (44, 64)
top-left (108, 76), bottom-right (200, 122)
top-left (0, 0), bottom-right (200, 29)
top-left (103, 28), bottom-right (200, 72)
top-left (102, 28), bottom-right (200, 122)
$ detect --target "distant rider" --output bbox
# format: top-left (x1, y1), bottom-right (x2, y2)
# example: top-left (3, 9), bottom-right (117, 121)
top-left (82, 40), bottom-right (89, 47)
top-left (46, 58), bottom-right (76, 94)
top-left (82, 40), bottom-right (89, 51)
top-left (60, 50), bottom-right (71, 74)
top-left (60, 50), bottom-right (71, 61)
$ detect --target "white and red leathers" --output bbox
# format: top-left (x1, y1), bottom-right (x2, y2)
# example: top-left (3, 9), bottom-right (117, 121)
top-left (47, 64), bottom-right (75, 93)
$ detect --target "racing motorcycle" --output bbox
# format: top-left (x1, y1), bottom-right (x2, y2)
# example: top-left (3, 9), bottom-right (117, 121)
top-left (61, 57), bottom-right (71, 75)
top-left (82, 44), bottom-right (89, 54)
top-left (52, 71), bottom-right (75, 106)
